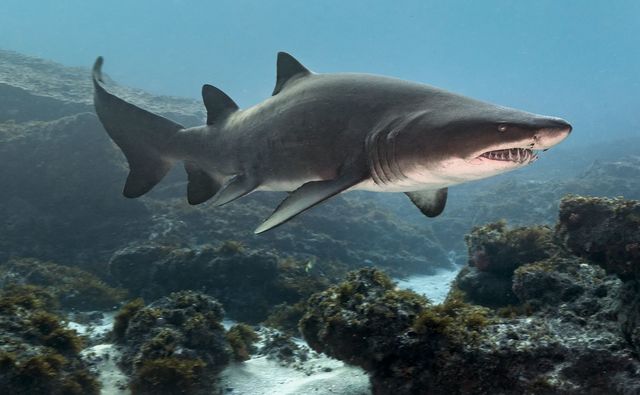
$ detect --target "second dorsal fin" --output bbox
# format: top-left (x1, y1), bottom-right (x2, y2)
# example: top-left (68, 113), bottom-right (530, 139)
top-left (272, 52), bottom-right (311, 95)
top-left (202, 84), bottom-right (239, 125)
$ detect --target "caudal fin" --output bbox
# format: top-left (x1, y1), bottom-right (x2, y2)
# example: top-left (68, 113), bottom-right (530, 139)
top-left (92, 57), bottom-right (184, 197)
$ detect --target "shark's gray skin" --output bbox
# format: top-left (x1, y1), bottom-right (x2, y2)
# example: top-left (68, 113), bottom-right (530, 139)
top-left (92, 53), bottom-right (571, 234)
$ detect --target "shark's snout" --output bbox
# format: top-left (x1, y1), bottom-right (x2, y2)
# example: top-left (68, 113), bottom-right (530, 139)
top-left (534, 118), bottom-right (572, 149)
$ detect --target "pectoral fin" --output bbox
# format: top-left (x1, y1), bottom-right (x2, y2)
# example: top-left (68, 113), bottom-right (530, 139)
top-left (405, 188), bottom-right (448, 217)
top-left (255, 167), bottom-right (367, 234)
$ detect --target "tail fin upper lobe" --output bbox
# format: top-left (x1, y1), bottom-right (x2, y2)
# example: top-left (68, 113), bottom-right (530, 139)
top-left (92, 57), bottom-right (184, 198)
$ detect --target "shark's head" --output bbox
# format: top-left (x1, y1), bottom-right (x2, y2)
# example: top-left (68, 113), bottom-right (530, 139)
top-left (386, 95), bottom-right (572, 188)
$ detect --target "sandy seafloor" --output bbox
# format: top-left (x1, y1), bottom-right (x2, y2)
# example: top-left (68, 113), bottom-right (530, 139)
top-left (75, 267), bottom-right (461, 395)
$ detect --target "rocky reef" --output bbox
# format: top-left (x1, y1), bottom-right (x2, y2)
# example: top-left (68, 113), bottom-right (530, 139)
top-left (114, 291), bottom-right (232, 394)
top-left (456, 221), bottom-right (557, 307)
top-left (300, 195), bottom-right (640, 394)
top-left (556, 195), bottom-right (640, 281)
top-left (0, 258), bottom-right (130, 393)
top-left (3, 49), bottom-right (640, 394)
top-left (108, 242), bottom-right (345, 325)
top-left (0, 257), bottom-right (126, 311)
top-left (0, 284), bottom-right (101, 394)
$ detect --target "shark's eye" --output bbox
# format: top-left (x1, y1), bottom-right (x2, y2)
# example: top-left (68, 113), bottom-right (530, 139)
top-left (497, 124), bottom-right (508, 132)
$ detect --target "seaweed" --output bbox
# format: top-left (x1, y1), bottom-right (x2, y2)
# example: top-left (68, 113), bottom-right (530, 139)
top-left (226, 324), bottom-right (260, 362)
top-left (130, 357), bottom-right (206, 395)
top-left (0, 286), bottom-right (99, 395)
top-left (113, 298), bottom-right (145, 341)
top-left (117, 291), bottom-right (230, 394)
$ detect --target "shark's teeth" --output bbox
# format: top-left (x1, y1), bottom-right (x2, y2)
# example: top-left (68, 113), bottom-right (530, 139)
top-left (480, 148), bottom-right (537, 164)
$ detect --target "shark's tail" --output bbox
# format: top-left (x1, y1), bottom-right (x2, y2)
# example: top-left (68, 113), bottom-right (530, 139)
top-left (92, 57), bottom-right (184, 198)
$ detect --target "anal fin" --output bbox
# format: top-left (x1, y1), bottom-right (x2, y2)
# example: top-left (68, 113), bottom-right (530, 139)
top-left (184, 162), bottom-right (220, 205)
top-left (405, 188), bottom-right (448, 217)
top-left (255, 167), bottom-right (367, 234)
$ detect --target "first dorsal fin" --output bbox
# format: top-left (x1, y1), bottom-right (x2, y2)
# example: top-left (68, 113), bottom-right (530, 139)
top-left (202, 84), bottom-right (239, 125)
top-left (272, 52), bottom-right (311, 95)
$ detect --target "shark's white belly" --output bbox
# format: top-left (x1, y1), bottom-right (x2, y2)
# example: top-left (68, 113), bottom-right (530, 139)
top-left (351, 178), bottom-right (450, 193)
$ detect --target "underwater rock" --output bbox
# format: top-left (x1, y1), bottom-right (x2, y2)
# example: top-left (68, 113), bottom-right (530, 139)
top-left (258, 329), bottom-right (310, 367)
top-left (454, 266), bottom-right (519, 307)
top-left (0, 285), bottom-right (100, 394)
top-left (149, 192), bottom-right (451, 276)
top-left (0, 49), bottom-right (205, 125)
top-left (552, 196), bottom-right (640, 356)
top-left (109, 242), bottom-right (339, 324)
top-left (572, 155), bottom-right (640, 201)
top-left (557, 195), bottom-right (640, 281)
top-left (300, 197), bottom-right (640, 394)
top-left (619, 281), bottom-right (640, 356)
top-left (301, 266), bottom-right (639, 394)
top-left (0, 113), bottom-right (152, 273)
top-left (116, 291), bottom-right (231, 395)
top-left (225, 324), bottom-right (260, 362)
top-left (465, 221), bottom-right (556, 276)
top-left (0, 257), bottom-right (126, 311)
top-left (454, 221), bottom-right (556, 307)
top-left (300, 269), bottom-right (431, 373)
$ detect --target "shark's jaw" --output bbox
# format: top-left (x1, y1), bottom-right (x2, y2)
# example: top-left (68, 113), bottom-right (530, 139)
top-left (399, 143), bottom-right (547, 190)
top-left (475, 147), bottom-right (538, 165)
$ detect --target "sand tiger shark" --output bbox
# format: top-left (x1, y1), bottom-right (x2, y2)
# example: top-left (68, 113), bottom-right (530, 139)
top-left (92, 52), bottom-right (571, 234)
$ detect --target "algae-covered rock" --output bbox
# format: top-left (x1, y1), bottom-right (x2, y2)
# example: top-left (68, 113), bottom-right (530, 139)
top-left (556, 195), bottom-right (640, 281)
top-left (300, 263), bottom-right (639, 394)
top-left (258, 330), bottom-right (310, 367)
top-left (300, 269), bottom-right (429, 370)
top-left (300, 196), bottom-right (640, 394)
top-left (117, 291), bottom-right (231, 395)
top-left (454, 265), bottom-right (519, 307)
top-left (226, 324), bottom-right (259, 362)
top-left (455, 221), bottom-right (555, 307)
top-left (465, 221), bottom-right (555, 276)
top-left (109, 243), bottom-right (342, 323)
top-left (0, 258), bottom-right (126, 311)
top-left (0, 285), bottom-right (100, 394)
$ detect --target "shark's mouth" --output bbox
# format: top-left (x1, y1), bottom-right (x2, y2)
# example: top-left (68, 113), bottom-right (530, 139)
top-left (479, 148), bottom-right (538, 164)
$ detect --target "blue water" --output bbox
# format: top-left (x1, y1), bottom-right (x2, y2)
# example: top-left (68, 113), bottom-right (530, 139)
top-left (1, 0), bottom-right (639, 147)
